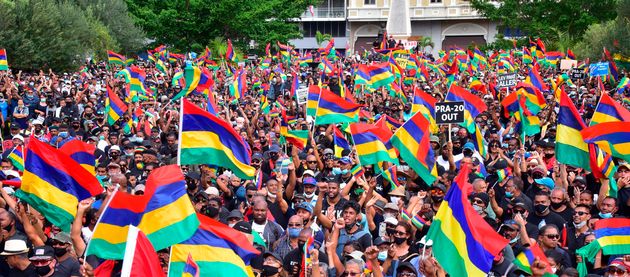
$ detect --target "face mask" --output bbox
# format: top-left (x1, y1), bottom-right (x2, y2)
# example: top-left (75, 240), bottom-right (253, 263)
top-left (431, 195), bottom-right (443, 203)
top-left (136, 137), bottom-right (144, 143)
top-left (390, 196), bottom-right (400, 205)
top-left (267, 191), bottom-right (276, 199)
top-left (509, 235), bottom-right (520, 244)
top-left (261, 265), bottom-right (280, 276)
top-left (550, 202), bottom-right (565, 209)
top-left (551, 266), bottom-right (557, 274)
top-left (599, 212), bottom-right (613, 219)
top-left (378, 251), bottom-right (388, 261)
top-left (297, 242), bottom-right (305, 251)
top-left (505, 191), bottom-right (513, 198)
top-left (534, 204), bottom-right (549, 214)
top-left (53, 247), bottom-right (67, 257)
top-left (383, 213), bottom-right (394, 219)
top-left (340, 169), bottom-right (349, 175)
top-left (205, 206), bottom-right (219, 218)
top-left (473, 204), bottom-right (484, 215)
top-left (303, 192), bottom-right (315, 199)
top-left (35, 264), bottom-right (52, 276)
top-left (544, 153), bottom-right (554, 159)
top-left (573, 221), bottom-right (587, 229)
top-left (288, 228), bottom-right (301, 238)
top-left (228, 223), bottom-right (236, 228)
top-left (2, 222), bottom-right (13, 232)
top-left (345, 222), bottom-right (356, 232)
top-left (332, 167), bottom-right (342, 175)
top-left (393, 236), bottom-right (406, 245)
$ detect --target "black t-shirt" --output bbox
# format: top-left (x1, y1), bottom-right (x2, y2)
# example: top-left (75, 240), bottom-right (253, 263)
top-left (527, 210), bottom-right (567, 234)
top-left (267, 198), bottom-right (291, 228)
top-left (282, 248), bottom-right (329, 277)
top-left (321, 197), bottom-right (348, 221)
top-left (6, 262), bottom-right (39, 277)
top-left (553, 206), bottom-right (574, 224)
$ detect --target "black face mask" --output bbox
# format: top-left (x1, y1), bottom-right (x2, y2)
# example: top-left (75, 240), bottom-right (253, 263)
top-left (550, 202), bottom-right (565, 209)
top-left (53, 247), bottom-right (67, 257)
top-left (35, 264), bottom-right (53, 276)
top-left (261, 265), bottom-right (280, 276)
top-left (2, 222), bottom-right (13, 232)
top-left (298, 242), bottom-right (305, 252)
top-left (544, 153), bottom-right (554, 159)
top-left (205, 206), bottom-right (219, 218)
top-left (431, 195), bottom-right (444, 203)
top-left (344, 222), bottom-right (356, 232)
top-left (393, 237), bottom-right (407, 245)
top-left (534, 204), bottom-right (549, 214)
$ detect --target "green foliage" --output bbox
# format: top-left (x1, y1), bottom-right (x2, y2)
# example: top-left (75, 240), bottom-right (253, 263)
top-left (471, 0), bottom-right (617, 41)
top-left (315, 31), bottom-right (332, 48)
top-left (417, 37), bottom-right (435, 54)
top-left (0, 0), bottom-right (144, 71)
top-left (125, 0), bottom-right (319, 53)
top-left (573, 0), bottom-right (630, 60)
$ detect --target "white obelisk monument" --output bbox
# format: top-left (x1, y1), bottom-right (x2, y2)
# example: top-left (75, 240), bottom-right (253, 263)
top-left (386, 0), bottom-right (412, 41)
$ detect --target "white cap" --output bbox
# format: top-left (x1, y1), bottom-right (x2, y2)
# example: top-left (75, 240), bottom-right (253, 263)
top-left (12, 135), bottom-right (24, 142)
top-left (205, 187), bottom-right (219, 197)
top-left (384, 216), bottom-right (399, 225)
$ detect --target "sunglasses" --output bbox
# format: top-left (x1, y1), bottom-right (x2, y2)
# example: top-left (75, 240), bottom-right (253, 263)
top-left (247, 194), bottom-right (255, 198)
top-left (472, 199), bottom-right (485, 205)
top-left (607, 267), bottom-right (627, 275)
top-left (573, 211), bottom-right (589, 216)
top-left (307, 161), bottom-right (317, 164)
top-left (394, 230), bottom-right (406, 236)
top-left (545, 234), bottom-right (560, 240)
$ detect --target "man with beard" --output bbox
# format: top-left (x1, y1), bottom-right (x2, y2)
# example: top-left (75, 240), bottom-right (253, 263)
top-left (251, 198), bottom-right (284, 247)
top-left (314, 175), bottom-right (348, 229)
top-left (334, 201), bottom-right (372, 257)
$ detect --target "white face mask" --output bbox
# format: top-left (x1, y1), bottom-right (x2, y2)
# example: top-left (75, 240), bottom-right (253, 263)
top-left (303, 192), bottom-right (315, 199)
top-left (390, 197), bottom-right (400, 205)
top-left (267, 191), bottom-right (276, 199)
top-left (228, 223), bottom-right (236, 228)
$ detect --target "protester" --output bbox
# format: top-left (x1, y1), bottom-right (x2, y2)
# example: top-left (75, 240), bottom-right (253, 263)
top-left (0, 40), bottom-right (628, 277)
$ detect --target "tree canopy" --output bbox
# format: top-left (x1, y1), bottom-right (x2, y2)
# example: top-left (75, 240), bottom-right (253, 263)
top-left (0, 0), bottom-right (145, 71)
top-left (470, 0), bottom-right (617, 41)
top-left (124, 0), bottom-right (318, 53)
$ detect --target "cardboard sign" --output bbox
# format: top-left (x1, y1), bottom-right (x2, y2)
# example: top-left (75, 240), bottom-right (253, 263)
top-left (560, 59), bottom-right (577, 70)
top-left (435, 101), bottom-right (465, 124)
top-left (570, 68), bottom-right (585, 81)
top-left (497, 73), bottom-right (518, 89)
top-left (589, 62), bottom-right (609, 77)
top-left (295, 87), bottom-right (309, 105)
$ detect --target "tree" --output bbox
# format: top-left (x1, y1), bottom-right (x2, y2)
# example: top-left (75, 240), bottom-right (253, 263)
top-left (315, 31), bottom-right (332, 48)
top-left (125, 0), bottom-right (319, 53)
top-left (573, 0), bottom-right (630, 60)
top-left (417, 36), bottom-right (434, 54)
top-left (470, 0), bottom-right (616, 41)
top-left (0, 0), bottom-right (144, 71)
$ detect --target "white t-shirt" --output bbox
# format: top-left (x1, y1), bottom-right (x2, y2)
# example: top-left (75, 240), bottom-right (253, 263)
top-left (251, 220), bottom-right (267, 242)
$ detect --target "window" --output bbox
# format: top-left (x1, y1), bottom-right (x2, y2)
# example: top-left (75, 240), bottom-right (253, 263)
top-left (302, 22), bottom-right (347, 37)
top-left (364, 0), bottom-right (376, 5)
top-left (430, 0), bottom-right (442, 3)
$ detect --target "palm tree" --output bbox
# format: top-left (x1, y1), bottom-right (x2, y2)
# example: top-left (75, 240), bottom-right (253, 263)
top-left (208, 37), bottom-right (242, 61)
top-left (417, 36), bottom-right (434, 54)
top-left (315, 31), bottom-right (333, 48)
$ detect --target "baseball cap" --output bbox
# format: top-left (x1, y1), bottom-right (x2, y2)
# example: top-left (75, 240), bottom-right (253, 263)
top-left (295, 202), bottom-right (313, 214)
top-left (322, 148), bottom-right (334, 155)
top-left (52, 232), bottom-right (72, 244)
top-left (302, 170), bottom-right (316, 177)
top-left (303, 177), bottom-right (317, 186)
top-left (339, 156), bottom-right (352, 164)
top-left (29, 246), bottom-right (54, 261)
top-left (233, 221), bottom-right (252, 233)
top-left (534, 177), bottom-right (555, 190)
top-left (344, 250), bottom-right (364, 261)
top-left (227, 210), bottom-right (243, 220)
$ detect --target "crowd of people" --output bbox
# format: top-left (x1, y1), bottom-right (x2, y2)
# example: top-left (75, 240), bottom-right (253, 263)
top-left (0, 43), bottom-right (629, 277)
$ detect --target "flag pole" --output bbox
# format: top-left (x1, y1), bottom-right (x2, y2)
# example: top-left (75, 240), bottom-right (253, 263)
top-left (177, 97), bottom-right (184, 166)
top-left (82, 185), bottom-right (120, 266)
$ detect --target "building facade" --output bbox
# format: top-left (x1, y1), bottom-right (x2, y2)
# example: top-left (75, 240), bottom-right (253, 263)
top-left (289, 0), bottom-right (350, 54)
top-left (348, 0), bottom-right (498, 56)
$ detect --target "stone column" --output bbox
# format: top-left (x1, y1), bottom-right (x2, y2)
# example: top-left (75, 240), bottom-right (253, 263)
top-left (386, 0), bottom-right (412, 41)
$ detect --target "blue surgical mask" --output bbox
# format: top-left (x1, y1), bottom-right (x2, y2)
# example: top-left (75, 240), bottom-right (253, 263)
top-left (509, 235), bottom-right (520, 244)
top-left (332, 167), bottom-right (342, 175)
top-left (288, 227), bottom-right (301, 238)
top-left (599, 212), bottom-right (613, 219)
top-left (378, 251), bottom-right (388, 261)
top-left (340, 169), bottom-right (349, 175)
top-left (505, 191), bottom-right (513, 198)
